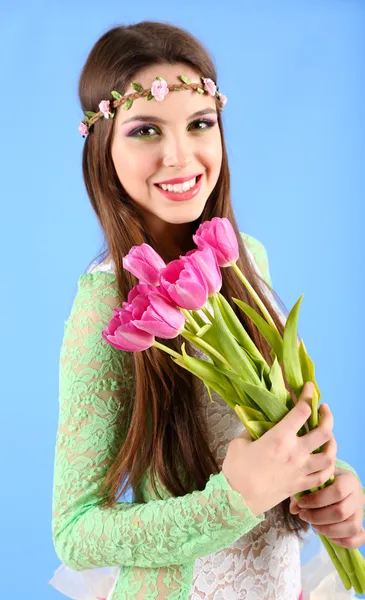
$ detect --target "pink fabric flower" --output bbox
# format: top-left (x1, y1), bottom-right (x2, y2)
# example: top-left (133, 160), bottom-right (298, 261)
top-left (102, 305), bottom-right (154, 352)
top-left (219, 94), bottom-right (228, 107)
top-left (159, 258), bottom-right (208, 310)
top-left (151, 78), bottom-right (170, 102)
top-left (122, 243), bottom-right (167, 285)
top-left (99, 100), bottom-right (112, 118)
top-left (78, 121), bottom-right (88, 137)
top-left (181, 245), bottom-right (222, 296)
top-left (203, 78), bottom-right (217, 97)
top-left (193, 217), bottom-right (239, 267)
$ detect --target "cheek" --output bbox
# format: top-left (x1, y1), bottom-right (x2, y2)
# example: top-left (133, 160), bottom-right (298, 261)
top-left (112, 142), bottom-right (156, 192)
top-left (203, 131), bottom-right (222, 172)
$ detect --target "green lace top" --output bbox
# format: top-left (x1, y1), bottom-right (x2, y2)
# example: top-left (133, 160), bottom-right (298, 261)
top-left (52, 233), bottom-right (363, 600)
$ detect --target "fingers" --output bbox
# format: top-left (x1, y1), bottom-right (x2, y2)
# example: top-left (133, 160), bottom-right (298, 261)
top-left (273, 382), bottom-right (313, 437)
top-left (298, 492), bottom-right (356, 525)
top-left (305, 464), bottom-right (336, 490)
top-left (330, 527), bottom-right (365, 549)
top-left (300, 403), bottom-right (334, 455)
top-left (306, 435), bottom-right (337, 474)
top-left (311, 516), bottom-right (360, 539)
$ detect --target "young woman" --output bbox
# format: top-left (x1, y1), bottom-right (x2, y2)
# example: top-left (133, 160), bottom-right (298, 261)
top-left (50, 21), bottom-right (365, 600)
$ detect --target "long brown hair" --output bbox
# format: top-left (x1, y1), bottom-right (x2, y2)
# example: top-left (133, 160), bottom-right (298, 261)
top-left (78, 21), bottom-right (309, 538)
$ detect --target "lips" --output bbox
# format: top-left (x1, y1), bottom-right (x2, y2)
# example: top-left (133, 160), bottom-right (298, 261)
top-left (154, 174), bottom-right (203, 202)
top-left (155, 172), bottom-right (202, 185)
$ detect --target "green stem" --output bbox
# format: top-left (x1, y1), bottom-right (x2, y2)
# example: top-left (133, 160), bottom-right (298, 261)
top-left (334, 542), bottom-right (363, 593)
top-left (153, 340), bottom-right (182, 360)
top-left (180, 331), bottom-right (233, 370)
top-left (318, 534), bottom-right (351, 590)
top-left (180, 308), bottom-right (200, 333)
top-left (201, 305), bottom-right (213, 322)
top-left (230, 262), bottom-right (278, 332)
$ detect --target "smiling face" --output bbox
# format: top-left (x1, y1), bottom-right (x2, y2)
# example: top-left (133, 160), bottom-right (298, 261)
top-left (110, 63), bottom-right (223, 259)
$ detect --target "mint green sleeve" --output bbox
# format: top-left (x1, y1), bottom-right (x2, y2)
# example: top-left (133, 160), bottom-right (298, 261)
top-left (240, 232), bottom-right (365, 517)
top-left (52, 272), bottom-right (265, 574)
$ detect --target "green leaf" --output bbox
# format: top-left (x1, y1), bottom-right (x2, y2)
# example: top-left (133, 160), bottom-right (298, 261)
top-left (283, 295), bottom-right (304, 400)
top-left (267, 354), bottom-right (290, 405)
top-left (232, 297), bottom-right (284, 360)
top-left (123, 98), bottom-right (134, 110)
top-left (85, 111), bottom-right (97, 118)
top-left (237, 405), bottom-right (268, 422)
top-left (111, 90), bottom-right (123, 100)
top-left (131, 82), bottom-right (144, 92)
top-left (216, 293), bottom-right (269, 375)
top-left (83, 116), bottom-right (90, 123)
top-left (179, 75), bottom-right (191, 85)
top-left (189, 310), bottom-right (207, 328)
top-left (238, 382), bottom-right (289, 422)
top-left (172, 345), bottom-right (238, 409)
top-left (247, 420), bottom-right (275, 438)
top-left (203, 381), bottom-right (214, 403)
top-left (173, 87), bottom-right (181, 91)
top-left (156, 76), bottom-right (164, 81)
top-left (197, 87), bottom-right (204, 94)
top-left (146, 92), bottom-right (154, 101)
top-left (196, 323), bottom-right (212, 338)
top-left (109, 111), bottom-right (115, 119)
top-left (298, 338), bottom-right (321, 428)
top-left (209, 294), bottom-right (262, 385)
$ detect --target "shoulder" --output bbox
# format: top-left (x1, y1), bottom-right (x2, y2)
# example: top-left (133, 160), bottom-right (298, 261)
top-left (240, 232), bottom-right (272, 288)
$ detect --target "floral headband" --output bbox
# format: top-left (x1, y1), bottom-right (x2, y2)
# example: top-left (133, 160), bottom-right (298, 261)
top-left (78, 74), bottom-right (227, 137)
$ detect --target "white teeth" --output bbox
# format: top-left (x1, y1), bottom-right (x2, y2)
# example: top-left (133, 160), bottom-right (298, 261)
top-left (158, 176), bottom-right (198, 192)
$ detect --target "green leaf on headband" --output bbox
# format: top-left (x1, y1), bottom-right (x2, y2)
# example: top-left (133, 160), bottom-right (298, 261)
top-left (174, 87), bottom-right (181, 91)
top-left (111, 90), bottom-right (123, 100)
top-left (156, 76), bottom-right (164, 81)
top-left (197, 87), bottom-right (204, 94)
top-left (109, 111), bottom-right (115, 119)
top-left (131, 82), bottom-right (144, 92)
top-left (179, 75), bottom-right (191, 84)
top-left (83, 116), bottom-right (90, 123)
top-left (123, 98), bottom-right (134, 110)
top-left (85, 111), bottom-right (97, 118)
top-left (147, 93), bottom-right (154, 101)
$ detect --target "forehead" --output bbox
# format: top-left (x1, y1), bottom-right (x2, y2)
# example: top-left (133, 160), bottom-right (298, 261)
top-left (118, 62), bottom-right (217, 124)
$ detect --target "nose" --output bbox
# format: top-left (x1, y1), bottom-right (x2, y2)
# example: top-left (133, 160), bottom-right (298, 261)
top-left (162, 134), bottom-right (192, 169)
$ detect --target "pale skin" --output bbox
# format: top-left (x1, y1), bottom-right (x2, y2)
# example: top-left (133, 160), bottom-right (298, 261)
top-left (110, 62), bottom-right (222, 263)
top-left (110, 63), bottom-right (365, 547)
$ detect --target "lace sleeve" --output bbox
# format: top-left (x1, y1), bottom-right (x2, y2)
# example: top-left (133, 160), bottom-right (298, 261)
top-left (52, 272), bottom-right (265, 573)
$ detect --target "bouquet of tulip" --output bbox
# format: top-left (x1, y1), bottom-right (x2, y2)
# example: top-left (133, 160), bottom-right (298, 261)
top-left (102, 217), bottom-right (365, 594)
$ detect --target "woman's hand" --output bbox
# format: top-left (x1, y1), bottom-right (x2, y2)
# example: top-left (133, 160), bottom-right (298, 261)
top-left (222, 382), bottom-right (336, 516)
top-left (290, 467), bottom-right (365, 549)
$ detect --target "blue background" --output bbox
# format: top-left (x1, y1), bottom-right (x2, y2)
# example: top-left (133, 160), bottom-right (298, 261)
top-left (1, 0), bottom-right (364, 597)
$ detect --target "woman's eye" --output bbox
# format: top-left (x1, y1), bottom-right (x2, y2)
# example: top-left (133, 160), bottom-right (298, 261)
top-left (189, 118), bottom-right (217, 131)
top-left (131, 126), bottom-right (160, 138)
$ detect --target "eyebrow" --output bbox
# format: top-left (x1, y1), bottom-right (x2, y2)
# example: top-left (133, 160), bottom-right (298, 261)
top-left (120, 107), bottom-right (217, 126)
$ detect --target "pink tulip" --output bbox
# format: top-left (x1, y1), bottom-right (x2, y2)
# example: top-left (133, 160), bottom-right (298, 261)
top-left (122, 244), bottom-right (167, 285)
top-left (159, 258), bottom-right (208, 310)
top-left (181, 245), bottom-right (222, 296)
top-left (193, 217), bottom-right (239, 267)
top-left (102, 306), bottom-right (154, 352)
top-left (131, 290), bottom-right (186, 338)
top-left (126, 282), bottom-right (158, 304)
